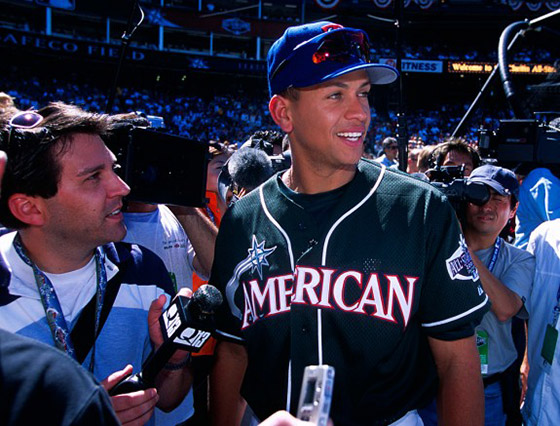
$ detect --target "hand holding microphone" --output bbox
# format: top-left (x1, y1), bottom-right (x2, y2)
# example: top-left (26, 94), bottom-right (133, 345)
top-left (109, 284), bottom-right (223, 396)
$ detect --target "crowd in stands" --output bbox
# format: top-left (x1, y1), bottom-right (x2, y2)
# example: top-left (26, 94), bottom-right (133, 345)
top-left (3, 69), bottom-right (509, 156)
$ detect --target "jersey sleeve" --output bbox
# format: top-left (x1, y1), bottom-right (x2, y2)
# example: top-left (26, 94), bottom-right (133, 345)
top-left (209, 207), bottom-right (248, 344)
top-left (418, 191), bottom-right (490, 339)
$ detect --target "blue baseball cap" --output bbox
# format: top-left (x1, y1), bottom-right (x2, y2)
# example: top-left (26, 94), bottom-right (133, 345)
top-left (267, 21), bottom-right (399, 97)
top-left (468, 165), bottom-right (519, 199)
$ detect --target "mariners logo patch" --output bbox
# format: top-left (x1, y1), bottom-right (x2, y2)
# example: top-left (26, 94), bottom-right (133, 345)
top-left (446, 236), bottom-right (480, 282)
top-left (225, 235), bottom-right (277, 319)
top-left (248, 235), bottom-right (276, 279)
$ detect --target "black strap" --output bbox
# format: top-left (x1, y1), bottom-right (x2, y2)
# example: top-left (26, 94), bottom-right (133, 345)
top-left (70, 270), bottom-right (123, 365)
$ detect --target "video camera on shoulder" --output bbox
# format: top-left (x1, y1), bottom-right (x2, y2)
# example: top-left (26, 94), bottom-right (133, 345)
top-left (426, 164), bottom-right (489, 212)
top-left (478, 119), bottom-right (560, 165)
top-left (104, 115), bottom-right (208, 207)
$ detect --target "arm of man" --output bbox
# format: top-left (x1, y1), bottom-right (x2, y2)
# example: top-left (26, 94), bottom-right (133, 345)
top-left (469, 250), bottom-right (523, 322)
top-left (169, 205), bottom-right (218, 278)
top-left (148, 291), bottom-right (194, 412)
top-left (428, 335), bottom-right (484, 426)
top-left (210, 340), bottom-right (248, 426)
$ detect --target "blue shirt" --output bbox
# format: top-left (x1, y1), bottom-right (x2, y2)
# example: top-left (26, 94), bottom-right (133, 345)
top-left (515, 168), bottom-right (560, 250)
top-left (0, 232), bottom-right (193, 425)
top-left (523, 219), bottom-right (560, 425)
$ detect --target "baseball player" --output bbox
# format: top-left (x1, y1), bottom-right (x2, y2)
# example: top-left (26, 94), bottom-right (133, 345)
top-left (210, 22), bottom-right (489, 426)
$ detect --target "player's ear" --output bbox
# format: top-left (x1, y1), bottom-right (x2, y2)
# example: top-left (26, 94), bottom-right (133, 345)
top-left (8, 194), bottom-right (47, 227)
top-left (269, 95), bottom-right (294, 133)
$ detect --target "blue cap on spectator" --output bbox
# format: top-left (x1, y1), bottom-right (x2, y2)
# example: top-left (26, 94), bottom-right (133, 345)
top-left (468, 165), bottom-right (519, 199)
top-left (267, 21), bottom-right (398, 97)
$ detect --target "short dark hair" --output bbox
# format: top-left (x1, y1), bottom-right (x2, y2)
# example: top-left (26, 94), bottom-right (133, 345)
top-left (0, 102), bottom-right (110, 229)
top-left (278, 87), bottom-right (300, 101)
top-left (382, 137), bottom-right (397, 150)
top-left (430, 138), bottom-right (481, 170)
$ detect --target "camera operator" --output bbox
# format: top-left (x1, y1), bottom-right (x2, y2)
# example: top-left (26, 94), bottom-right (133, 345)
top-left (430, 138), bottom-right (481, 177)
top-left (421, 164), bottom-right (535, 426)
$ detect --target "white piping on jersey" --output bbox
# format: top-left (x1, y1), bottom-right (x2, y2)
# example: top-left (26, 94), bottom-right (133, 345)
top-left (321, 165), bottom-right (387, 265)
top-left (317, 308), bottom-right (323, 365)
top-left (286, 360), bottom-right (292, 412)
top-left (317, 164), bottom-right (387, 366)
top-left (260, 184), bottom-right (296, 412)
top-left (259, 186), bottom-right (296, 272)
top-left (259, 164), bottom-right (387, 409)
top-left (421, 294), bottom-right (489, 328)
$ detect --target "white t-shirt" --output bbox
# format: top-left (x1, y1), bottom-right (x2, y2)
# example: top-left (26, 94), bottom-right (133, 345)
top-left (123, 205), bottom-right (200, 291)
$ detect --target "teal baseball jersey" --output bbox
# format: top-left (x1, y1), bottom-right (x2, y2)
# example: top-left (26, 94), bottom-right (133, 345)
top-left (211, 159), bottom-right (489, 425)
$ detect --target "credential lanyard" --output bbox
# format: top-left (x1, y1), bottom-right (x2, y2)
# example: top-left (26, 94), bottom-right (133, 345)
top-left (551, 283), bottom-right (560, 328)
top-left (13, 234), bottom-right (107, 366)
top-left (487, 237), bottom-right (502, 273)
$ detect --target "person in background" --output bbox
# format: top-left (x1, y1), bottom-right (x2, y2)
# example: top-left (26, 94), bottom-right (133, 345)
top-left (522, 218), bottom-right (560, 425)
top-left (430, 138), bottom-right (481, 177)
top-left (374, 136), bottom-right (398, 168)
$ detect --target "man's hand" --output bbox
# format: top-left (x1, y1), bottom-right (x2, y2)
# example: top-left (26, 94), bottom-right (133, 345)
top-left (259, 411), bottom-right (318, 426)
top-left (147, 288), bottom-right (193, 411)
top-left (102, 365), bottom-right (159, 426)
top-left (147, 288), bottom-right (192, 364)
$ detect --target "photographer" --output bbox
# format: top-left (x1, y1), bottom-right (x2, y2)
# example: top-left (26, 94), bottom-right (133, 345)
top-left (430, 138), bottom-right (481, 177)
top-left (422, 164), bottom-right (535, 426)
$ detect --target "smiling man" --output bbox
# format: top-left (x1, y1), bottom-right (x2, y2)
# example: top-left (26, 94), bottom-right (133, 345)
top-left (0, 103), bottom-right (193, 426)
top-left (210, 22), bottom-right (489, 426)
top-left (460, 165), bottom-right (534, 425)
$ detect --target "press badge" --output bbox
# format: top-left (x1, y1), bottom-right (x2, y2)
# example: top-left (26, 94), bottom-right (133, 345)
top-left (476, 330), bottom-right (489, 375)
top-left (541, 324), bottom-right (558, 365)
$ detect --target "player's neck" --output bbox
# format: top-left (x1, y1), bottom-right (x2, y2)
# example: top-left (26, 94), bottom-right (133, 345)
top-left (283, 164), bottom-right (356, 195)
top-left (17, 230), bottom-right (96, 274)
top-left (464, 229), bottom-right (499, 252)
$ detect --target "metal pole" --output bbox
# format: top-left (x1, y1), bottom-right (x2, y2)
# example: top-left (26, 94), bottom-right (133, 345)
top-left (46, 7), bottom-right (52, 36)
top-left (395, 0), bottom-right (408, 172)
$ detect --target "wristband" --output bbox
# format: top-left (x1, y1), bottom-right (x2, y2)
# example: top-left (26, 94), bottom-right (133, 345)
top-left (164, 354), bottom-right (191, 371)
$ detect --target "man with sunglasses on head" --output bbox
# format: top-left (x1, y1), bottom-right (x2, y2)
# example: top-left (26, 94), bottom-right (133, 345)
top-left (374, 136), bottom-right (399, 168)
top-left (210, 22), bottom-right (489, 426)
top-left (0, 103), bottom-right (193, 426)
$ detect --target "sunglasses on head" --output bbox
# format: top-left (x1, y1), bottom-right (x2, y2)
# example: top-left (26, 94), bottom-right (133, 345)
top-left (270, 29), bottom-right (371, 82)
top-left (7, 110), bottom-right (44, 146)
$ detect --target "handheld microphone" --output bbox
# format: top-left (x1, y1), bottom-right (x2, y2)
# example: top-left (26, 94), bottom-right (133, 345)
top-left (109, 284), bottom-right (223, 396)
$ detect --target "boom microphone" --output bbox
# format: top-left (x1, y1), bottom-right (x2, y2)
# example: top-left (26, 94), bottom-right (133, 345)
top-left (109, 284), bottom-right (223, 395)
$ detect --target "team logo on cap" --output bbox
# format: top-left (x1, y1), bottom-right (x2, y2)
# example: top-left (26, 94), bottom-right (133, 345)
top-left (446, 236), bottom-right (480, 282)
top-left (321, 23), bottom-right (344, 32)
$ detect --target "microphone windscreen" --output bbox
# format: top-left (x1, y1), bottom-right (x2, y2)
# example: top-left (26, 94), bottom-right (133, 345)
top-left (228, 148), bottom-right (274, 192)
top-left (192, 284), bottom-right (223, 314)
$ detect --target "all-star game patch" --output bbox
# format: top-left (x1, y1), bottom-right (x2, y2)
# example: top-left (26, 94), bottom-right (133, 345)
top-left (446, 236), bottom-right (480, 282)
